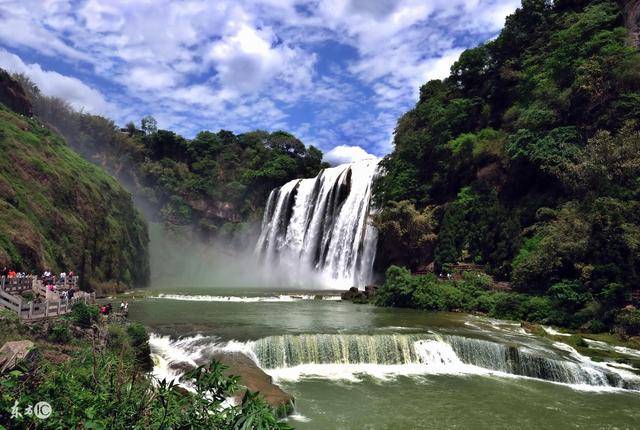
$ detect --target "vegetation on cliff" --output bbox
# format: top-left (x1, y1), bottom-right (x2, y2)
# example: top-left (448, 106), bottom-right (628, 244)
top-left (374, 0), bottom-right (640, 332)
top-left (16, 75), bottom-right (327, 245)
top-left (0, 78), bottom-right (149, 289)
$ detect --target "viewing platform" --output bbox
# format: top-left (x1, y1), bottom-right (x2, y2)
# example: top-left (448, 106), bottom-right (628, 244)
top-left (0, 275), bottom-right (95, 321)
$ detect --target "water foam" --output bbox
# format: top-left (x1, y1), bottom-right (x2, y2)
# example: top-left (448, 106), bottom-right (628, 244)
top-left (583, 339), bottom-right (640, 359)
top-left (154, 293), bottom-right (341, 303)
top-left (542, 326), bottom-right (572, 337)
top-left (149, 333), bottom-right (640, 392)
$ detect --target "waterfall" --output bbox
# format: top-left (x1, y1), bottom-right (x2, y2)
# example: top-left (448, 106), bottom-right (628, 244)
top-left (255, 159), bottom-right (379, 288)
top-left (247, 333), bottom-right (640, 390)
top-left (149, 332), bottom-right (640, 390)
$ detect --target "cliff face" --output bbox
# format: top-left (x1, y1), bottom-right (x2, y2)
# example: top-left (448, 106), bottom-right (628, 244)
top-left (0, 73), bottom-right (149, 289)
top-left (622, 0), bottom-right (640, 46)
top-left (0, 70), bottom-right (32, 117)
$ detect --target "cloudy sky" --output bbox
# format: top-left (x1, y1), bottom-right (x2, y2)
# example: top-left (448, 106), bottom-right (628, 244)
top-left (0, 0), bottom-right (519, 164)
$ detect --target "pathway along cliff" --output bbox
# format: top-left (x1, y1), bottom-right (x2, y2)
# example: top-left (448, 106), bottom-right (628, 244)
top-left (133, 162), bottom-right (640, 429)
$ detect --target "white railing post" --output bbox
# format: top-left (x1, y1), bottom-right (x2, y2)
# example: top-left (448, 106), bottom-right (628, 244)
top-left (29, 301), bottom-right (33, 319)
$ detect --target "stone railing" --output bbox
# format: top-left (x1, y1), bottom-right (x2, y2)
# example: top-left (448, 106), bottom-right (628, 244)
top-left (0, 276), bottom-right (36, 294)
top-left (0, 277), bottom-right (95, 321)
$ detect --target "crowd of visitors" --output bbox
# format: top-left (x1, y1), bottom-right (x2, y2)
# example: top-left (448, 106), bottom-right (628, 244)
top-left (42, 269), bottom-right (76, 285)
top-left (1, 267), bottom-right (76, 283)
top-left (2, 267), bottom-right (80, 304)
top-left (1, 267), bottom-right (29, 278)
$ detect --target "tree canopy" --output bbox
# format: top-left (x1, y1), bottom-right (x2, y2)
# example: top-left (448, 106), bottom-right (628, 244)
top-left (373, 0), bottom-right (640, 332)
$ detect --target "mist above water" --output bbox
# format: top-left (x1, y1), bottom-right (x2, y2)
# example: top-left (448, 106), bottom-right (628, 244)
top-left (146, 159), bottom-right (380, 291)
top-left (148, 222), bottom-right (267, 290)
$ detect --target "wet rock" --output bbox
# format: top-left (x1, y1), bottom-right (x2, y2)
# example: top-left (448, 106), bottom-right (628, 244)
top-left (169, 361), bottom-right (196, 375)
top-left (212, 351), bottom-right (295, 416)
top-left (364, 285), bottom-right (378, 297)
top-left (341, 287), bottom-right (359, 300)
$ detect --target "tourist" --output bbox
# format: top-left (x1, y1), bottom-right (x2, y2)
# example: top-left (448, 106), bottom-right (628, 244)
top-left (120, 301), bottom-right (125, 312)
top-left (60, 272), bottom-right (66, 280)
top-left (124, 301), bottom-right (129, 313)
top-left (100, 305), bottom-right (107, 315)
top-left (106, 303), bottom-right (112, 315)
top-left (68, 288), bottom-right (75, 300)
top-left (1, 267), bottom-right (6, 277)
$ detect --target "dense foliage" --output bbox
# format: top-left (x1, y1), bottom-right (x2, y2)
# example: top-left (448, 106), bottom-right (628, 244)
top-left (16, 76), bottom-right (327, 243)
top-left (0, 93), bottom-right (149, 289)
top-left (0, 309), bottom-right (288, 429)
top-left (374, 0), bottom-right (640, 331)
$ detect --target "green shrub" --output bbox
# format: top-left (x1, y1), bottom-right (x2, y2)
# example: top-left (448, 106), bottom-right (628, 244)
top-left (491, 292), bottom-right (526, 320)
top-left (521, 296), bottom-right (552, 322)
top-left (475, 293), bottom-right (497, 314)
top-left (376, 266), bottom-right (419, 307)
top-left (47, 321), bottom-right (71, 343)
top-left (412, 281), bottom-right (448, 311)
top-left (0, 349), bottom-right (289, 429)
top-left (127, 322), bottom-right (153, 370)
top-left (70, 303), bottom-right (99, 328)
top-left (106, 324), bottom-right (129, 351)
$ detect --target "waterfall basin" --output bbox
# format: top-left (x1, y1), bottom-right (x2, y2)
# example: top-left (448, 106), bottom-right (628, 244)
top-left (131, 289), bottom-right (640, 429)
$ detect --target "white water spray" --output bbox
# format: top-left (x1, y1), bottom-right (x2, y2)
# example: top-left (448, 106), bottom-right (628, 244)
top-left (255, 159), bottom-right (379, 288)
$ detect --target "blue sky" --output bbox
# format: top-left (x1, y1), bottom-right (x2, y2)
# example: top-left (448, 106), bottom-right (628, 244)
top-left (0, 0), bottom-right (519, 164)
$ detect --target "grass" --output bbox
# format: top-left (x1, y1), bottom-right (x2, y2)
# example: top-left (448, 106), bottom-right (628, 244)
top-left (0, 103), bottom-right (149, 289)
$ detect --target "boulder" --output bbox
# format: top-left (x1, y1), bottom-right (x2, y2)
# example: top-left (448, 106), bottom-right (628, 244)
top-left (169, 361), bottom-right (196, 376)
top-left (211, 351), bottom-right (294, 416)
top-left (0, 340), bottom-right (38, 373)
top-left (364, 285), bottom-right (378, 297)
top-left (341, 286), bottom-right (359, 300)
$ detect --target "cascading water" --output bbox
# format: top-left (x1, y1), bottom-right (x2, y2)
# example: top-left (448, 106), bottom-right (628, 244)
top-left (255, 159), bottom-right (379, 288)
top-left (150, 333), bottom-right (640, 390)
top-left (248, 334), bottom-right (640, 390)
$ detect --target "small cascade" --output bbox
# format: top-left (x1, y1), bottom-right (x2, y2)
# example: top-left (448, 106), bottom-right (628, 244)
top-left (255, 159), bottom-right (379, 288)
top-left (149, 332), bottom-right (640, 390)
top-left (253, 334), bottom-right (426, 368)
top-left (444, 336), bottom-right (612, 386)
top-left (247, 333), bottom-right (640, 390)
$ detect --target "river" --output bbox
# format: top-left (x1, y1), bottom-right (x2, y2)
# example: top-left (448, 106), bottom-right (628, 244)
top-left (125, 287), bottom-right (640, 430)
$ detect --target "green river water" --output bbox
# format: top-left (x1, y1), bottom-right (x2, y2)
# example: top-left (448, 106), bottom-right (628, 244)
top-left (125, 288), bottom-right (640, 429)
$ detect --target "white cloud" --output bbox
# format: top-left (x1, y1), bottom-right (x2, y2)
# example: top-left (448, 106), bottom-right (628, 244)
top-left (324, 145), bottom-right (376, 165)
top-left (0, 48), bottom-right (115, 116)
top-left (0, 0), bottom-right (520, 157)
